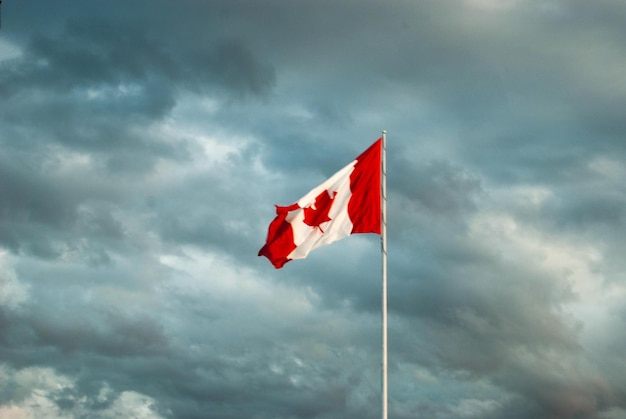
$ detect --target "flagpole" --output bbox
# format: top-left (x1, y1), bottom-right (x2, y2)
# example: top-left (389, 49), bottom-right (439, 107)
top-left (381, 130), bottom-right (388, 419)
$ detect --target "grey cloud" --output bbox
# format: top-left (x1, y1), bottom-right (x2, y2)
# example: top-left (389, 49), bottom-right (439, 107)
top-left (28, 310), bottom-right (168, 357)
top-left (391, 158), bottom-right (483, 218)
top-left (1, 0), bottom-right (626, 418)
top-left (1, 13), bottom-right (274, 177)
top-left (4, 15), bottom-right (274, 99)
top-left (0, 153), bottom-right (137, 261)
top-left (0, 159), bottom-right (79, 257)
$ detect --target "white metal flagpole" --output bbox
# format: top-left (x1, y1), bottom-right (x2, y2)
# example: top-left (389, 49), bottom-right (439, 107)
top-left (381, 130), bottom-right (388, 419)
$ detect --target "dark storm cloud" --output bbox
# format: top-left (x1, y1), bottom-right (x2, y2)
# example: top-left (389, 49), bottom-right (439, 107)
top-left (0, 156), bottom-right (79, 257)
top-left (3, 4), bottom-right (276, 97)
top-left (0, 6), bottom-right (275, 177)
top-left (0, 307), bottom-right (168, 360)
top-left (2, 0), bottom-right (626, 418)
top-left (0, 0), bottom-right (275, 257)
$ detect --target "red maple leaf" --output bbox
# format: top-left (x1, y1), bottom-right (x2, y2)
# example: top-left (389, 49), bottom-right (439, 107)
top-left (303, 190), bottom-right (337, 232)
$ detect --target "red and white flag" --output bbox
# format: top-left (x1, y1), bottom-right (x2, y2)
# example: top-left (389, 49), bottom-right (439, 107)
top-left (259, 138), bottom-right (382, 268)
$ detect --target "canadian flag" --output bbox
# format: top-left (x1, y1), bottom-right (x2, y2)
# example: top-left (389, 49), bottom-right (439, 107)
top-left (259, 138), bottom-right (382, 268)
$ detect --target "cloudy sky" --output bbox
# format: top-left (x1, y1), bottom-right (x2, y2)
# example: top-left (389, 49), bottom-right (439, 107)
top-left (1, 0), bottom-right (626, 418)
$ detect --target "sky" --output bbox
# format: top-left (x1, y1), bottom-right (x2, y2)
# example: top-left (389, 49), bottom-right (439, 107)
top-left (1, 0), bottom-right (626, 418)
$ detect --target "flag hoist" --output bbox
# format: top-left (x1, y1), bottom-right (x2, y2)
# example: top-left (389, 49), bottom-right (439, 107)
top-left (259, 131), bottom-right (388, 419)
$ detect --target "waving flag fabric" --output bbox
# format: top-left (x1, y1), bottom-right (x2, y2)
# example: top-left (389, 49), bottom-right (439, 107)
top-left (259, 138), bottom-right (382, 268)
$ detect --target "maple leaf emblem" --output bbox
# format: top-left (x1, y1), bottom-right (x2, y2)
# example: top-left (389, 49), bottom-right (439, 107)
top-left (303, 190), bottom-right (337, 232)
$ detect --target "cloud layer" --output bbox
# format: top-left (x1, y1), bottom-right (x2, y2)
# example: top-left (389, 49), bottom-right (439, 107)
top-left (1, 0), bottom-right (626, 417)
